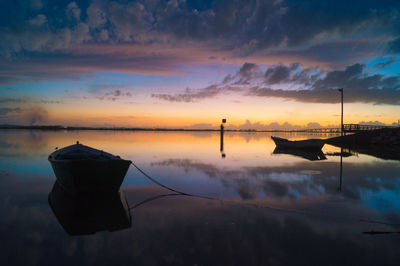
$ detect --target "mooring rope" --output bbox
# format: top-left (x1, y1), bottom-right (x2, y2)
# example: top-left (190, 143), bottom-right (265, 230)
top-left (129, 193), bottom-right (181, 210)
top-left (130, 161), bottom-right (215, 201)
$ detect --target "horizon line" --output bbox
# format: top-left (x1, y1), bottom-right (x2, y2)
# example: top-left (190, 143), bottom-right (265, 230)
top-left (0, 124), bottom-right (353, 133)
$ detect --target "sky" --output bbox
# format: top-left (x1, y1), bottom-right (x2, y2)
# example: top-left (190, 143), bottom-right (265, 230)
top-left (0, 0), bottom-right (400, 129)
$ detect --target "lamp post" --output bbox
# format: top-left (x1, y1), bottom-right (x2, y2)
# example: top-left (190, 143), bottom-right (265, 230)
top-left (338, 88), bottom-right (343, 136)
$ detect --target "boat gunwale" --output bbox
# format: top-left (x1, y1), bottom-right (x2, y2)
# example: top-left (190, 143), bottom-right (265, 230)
top-left (48, 143), bottom-right (131, 163)
top-left (271, 136), bottom-right (324, 143)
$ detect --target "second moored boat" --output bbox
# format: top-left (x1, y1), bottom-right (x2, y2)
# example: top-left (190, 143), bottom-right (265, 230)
top-left (271, 136), bottom-right (325, 150)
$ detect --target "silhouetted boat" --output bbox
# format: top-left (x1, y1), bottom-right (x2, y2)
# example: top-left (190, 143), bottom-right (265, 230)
top-left (271, 136), bottom-right (324, 150)
top-left (48, 142), bottom-right (131, 193)
top-left (48, 181), bottom-right (132, 235)
top-left (273, 147), bottom-right (327, 161)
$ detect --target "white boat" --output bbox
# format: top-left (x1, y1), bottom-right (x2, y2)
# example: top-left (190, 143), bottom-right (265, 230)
top-left (48, 141), bottom-right (131, 193)
top-left (271, 136), bottom-right (324, 150)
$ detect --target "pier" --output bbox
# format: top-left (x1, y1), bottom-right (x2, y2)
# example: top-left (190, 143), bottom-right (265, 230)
top-left (290, 124), bottom-right (396, 134)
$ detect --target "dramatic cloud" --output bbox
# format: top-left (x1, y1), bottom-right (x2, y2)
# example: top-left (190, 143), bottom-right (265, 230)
top-left (154, 62), bottom-right (400, 105)
top-left (250, 63), bottom-right (400, 104)
top-left (1, 0), bottom-right (400, 83)
top-left (3, 0), bottom-right (395, 56)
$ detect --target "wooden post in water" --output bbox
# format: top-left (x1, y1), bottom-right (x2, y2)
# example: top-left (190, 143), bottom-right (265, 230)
top-left (220, 118), bottom-right (226, 158)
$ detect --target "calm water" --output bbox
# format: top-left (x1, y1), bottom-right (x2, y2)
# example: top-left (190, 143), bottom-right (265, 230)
top-left (1, 130), bottom-right (400, 265)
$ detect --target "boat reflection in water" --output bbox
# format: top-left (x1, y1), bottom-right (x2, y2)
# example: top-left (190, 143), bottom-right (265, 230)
top-left (48, 181), bottom-right (132, 236)
top-left (273, 147), bottom-right (327, 161)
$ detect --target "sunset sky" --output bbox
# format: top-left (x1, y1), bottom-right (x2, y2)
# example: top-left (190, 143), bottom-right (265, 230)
top-left (1, 0), bottom-right (400, 129)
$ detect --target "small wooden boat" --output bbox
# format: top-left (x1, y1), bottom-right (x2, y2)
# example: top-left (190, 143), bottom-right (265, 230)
top-left (271, 136), bottom-right (324, 150)
top-left (48, 141), bottom-right (131, 193)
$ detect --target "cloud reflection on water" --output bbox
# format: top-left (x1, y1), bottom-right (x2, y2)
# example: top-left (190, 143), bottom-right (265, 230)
top-left (1, 171), bottom-right (400, 265)
top-left (151, 158), bottom-right (400, 213)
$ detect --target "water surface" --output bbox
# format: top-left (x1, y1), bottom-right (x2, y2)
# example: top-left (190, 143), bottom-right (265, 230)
top-left (1, 130), bottom-right (400, 265)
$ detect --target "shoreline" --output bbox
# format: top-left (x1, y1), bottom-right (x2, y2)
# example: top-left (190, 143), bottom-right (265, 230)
top-left (0, 125), bottom-right (342, 133)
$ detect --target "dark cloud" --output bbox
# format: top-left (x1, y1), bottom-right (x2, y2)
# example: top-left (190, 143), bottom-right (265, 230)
top-left (1, 0), bottom-right (400, 63)
top-left (279, 1), bottom-right (400, 47)
top-left (0, 1), bottom-right (91, 58)
top-left (154, 62), bottom-right (400, 105)
top-left (222, 62), bottom-right (262, 85)
top-left (95, 89), bottom-right (133, 101)
top-left (255, 63), bottom-right (400, 104)
top-left (238, 63), bottom-right (259, 78)
top-left (0, 97), bottom-right (60, 105)
top-left (264, 63), bottom-right (300, 84)
top-left (272, 40), bottom-right (387, 68)
top-left (0, 0), bottom-right (398, 88)
top-left (39, 100), bottom-right (61, 104)
top-left (388, 37), bottom-right (400, 53)
top-left (152, 85), bottom-right (221, 102)
top-left (0, 97), bottom-right (27, 104)
top-left (248, 86), bottom-right (400, 105)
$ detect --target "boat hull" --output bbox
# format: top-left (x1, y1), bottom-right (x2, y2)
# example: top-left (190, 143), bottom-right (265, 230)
top-left (271, 136), bottom-right (324, 150)
top-left (49, 158), bottom-right (131, 193)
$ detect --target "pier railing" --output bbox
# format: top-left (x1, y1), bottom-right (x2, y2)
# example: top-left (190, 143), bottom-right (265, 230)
top-left (288, 124), bottom-right (396, 133)
top-left (342, 124), bottom-right (394, 133)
